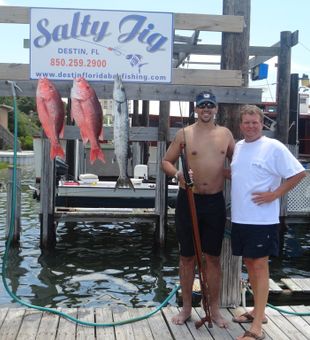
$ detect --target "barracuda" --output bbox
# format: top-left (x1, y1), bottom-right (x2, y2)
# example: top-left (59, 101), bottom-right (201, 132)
top-left (113, 75), bottom-right (134, 191)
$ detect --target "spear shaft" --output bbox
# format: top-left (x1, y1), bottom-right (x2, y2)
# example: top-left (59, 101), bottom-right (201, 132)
top-left (180, 146), bottom-right (213, 329)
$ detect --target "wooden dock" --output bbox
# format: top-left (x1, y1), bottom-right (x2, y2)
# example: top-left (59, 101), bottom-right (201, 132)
top-left (247, 278), bottom-right (310, 306)
top-left (0, 305), bottom-right (309, 339)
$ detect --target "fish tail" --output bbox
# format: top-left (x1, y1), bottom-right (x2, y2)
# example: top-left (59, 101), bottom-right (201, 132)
top-left (90, 147), bottom-right (105, 164)
top-left (50, 143), bottom-right (65, 160)
top-left (114, 176), bottom-right (135, 191)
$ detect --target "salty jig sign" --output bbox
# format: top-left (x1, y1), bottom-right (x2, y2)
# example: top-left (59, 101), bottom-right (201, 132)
top-left (30, 8), bottom-right (173, 83)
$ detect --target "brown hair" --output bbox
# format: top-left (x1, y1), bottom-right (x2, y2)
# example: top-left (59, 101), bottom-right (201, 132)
top-left (239, 105), bottom-right (264, 123)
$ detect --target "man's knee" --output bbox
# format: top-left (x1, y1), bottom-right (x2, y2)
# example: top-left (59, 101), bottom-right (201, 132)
top-left (180, 255), bottom-right (195, 266)
top-left (205, 254), bottom-right (221, 268)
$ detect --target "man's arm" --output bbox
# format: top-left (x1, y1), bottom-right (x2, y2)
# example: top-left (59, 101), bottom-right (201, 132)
top-left (223, 130), bottom-right (235, 179)
top-left (252, 171), bottom-right (307, 205)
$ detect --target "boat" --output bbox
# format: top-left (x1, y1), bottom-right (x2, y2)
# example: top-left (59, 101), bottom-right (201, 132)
top-left (56, 177), bottom-right (179, 209)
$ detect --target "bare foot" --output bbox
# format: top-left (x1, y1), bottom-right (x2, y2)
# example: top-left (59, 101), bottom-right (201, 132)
top-left (171, 308), bottom-right (191, 325)
top-left (211, 310), bottom-right (229, 328)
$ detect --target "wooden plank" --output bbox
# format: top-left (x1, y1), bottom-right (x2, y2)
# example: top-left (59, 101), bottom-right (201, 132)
top-left (15, 309), bottom-right (42, 340)
top-left (76, 307), bottom-right (95, 339)
top-left (265, 306), bottom-right (306, 340)
top-left (128, 308), bottom-right (155, 340)
top-left (63, 125), bottom-right (179, 142)
top-left (22, 40), bottom-right (281, 57)
top-left (0, 307), bottom-right (8, 328)
top-left (0, 6), bottom-right (29, 23)
top-left (269, 278), bottom-right (283, 293)
top-left (95, 308), bottom-right (116, 340)
top-left (0, 308), bottom-right (25, 339)
top-left (222, 308), bottom-right (260, 340)
top-left (291, 305), bottom-right (310, 325)
top-left (112, 309), bottom-right (136, 340)
top-left (55, 307), bottom-right (77, 340)
top-left (0, 63), bottom-right (242, 87)
top-left (183, 310), bottom-right (214, 340)
top-left (0, 7), bottom-right (244, 33)
top-left (146, 308), bottom-right (173, 339)
top-left (174, 44), bottom-right (279, 56)
top-left (0, 78), bottom-right (262, 103)
top-left (194, 307), bottom-right (232, 340)
top-left (173, 68), bottom-right (242, 86)
top-left (174, 13), bottom-right (243, 32)
top-left (281, 278), bottom-right (303, 292)
top-left (281, 306), bottom-right (310, 340)
top-left (0, 306), bottom-right (310, 339)
top-left (291, 278), bottom-right (310, 292)
top-left (161, 306), bottom-right (195, 339)
top-left (36, 310), bottom-right (60, 340)
top-left (249, 42), bottom-right (280, 68)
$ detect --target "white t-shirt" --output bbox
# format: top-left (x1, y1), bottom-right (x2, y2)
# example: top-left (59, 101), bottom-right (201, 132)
top-left (231, 136), bottom-right (304, 225)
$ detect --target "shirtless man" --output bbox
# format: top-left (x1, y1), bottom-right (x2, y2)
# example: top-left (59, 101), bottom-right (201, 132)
top-left (162, 91), bottom-right (235, 327)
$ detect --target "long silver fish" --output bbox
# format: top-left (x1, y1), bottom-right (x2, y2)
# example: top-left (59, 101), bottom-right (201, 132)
top-left (113, 75), bottom-right (134, 190)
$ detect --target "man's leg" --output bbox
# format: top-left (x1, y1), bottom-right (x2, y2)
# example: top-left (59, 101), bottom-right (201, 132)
top-left (237, 256), bottom-right (269, 340)
top-left (204, 254), bottom-right (229, 328)
top-left (172, 255), bottom-right (195, 325)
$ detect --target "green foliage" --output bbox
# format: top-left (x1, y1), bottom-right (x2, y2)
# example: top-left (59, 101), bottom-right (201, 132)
top-left (19, 136), bottom-right (34, 150)
top-left (0, 96), bottom-right (41, 150)
top-left (0, 162), bottom-right (9, 170)
top-left (17, 97), bottom-right (36, 114)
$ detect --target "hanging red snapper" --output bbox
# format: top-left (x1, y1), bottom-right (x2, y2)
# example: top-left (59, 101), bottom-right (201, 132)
top-left (36, 78), bottom-right (65, 160)
top-left (70, 77), bottom-right (105, 164)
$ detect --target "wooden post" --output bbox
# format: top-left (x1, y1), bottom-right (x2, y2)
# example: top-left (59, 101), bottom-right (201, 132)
top-left (218, 0), bottom-right (250, 307)
top-left (155, 101), bottom-right (170, 246)
top-left (276, 31), bottom-right (293, 144)
top-left (132, 100), bottom-right (141, 169)
top-left (288, 73), bottom-right (299, 147)
top-left (40, 139), bottom-right (56, 249)
top-left (141, 100), bottom-right (150, 165)
top-left (219, 0), bottom-right (250, 138)
top-left (65, 98), bottom-right (76, 179)
top-left (6, 166), bottom-right (21, 244)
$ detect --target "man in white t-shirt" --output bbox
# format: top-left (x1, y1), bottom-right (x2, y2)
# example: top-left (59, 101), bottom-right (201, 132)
top-left (230, 105), bottom-right (306, 340)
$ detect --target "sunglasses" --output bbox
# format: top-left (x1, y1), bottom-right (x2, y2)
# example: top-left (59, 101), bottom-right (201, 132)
top-left (197, 102), bottom-right (216, 109)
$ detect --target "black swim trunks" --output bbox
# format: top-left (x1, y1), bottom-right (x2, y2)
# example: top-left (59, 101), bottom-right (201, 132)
top-left (175, 188), bottom-right (226, 257)
top-left (231, 223), bottom-right (279, 258)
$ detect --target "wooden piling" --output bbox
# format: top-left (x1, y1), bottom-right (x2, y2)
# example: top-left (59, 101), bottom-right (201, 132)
top-left (6, 166), bottom-right (21, 244)
top-left (155, 101), bottom-right (170, 246)
top-left (39, 139), bottom-right (56, 249)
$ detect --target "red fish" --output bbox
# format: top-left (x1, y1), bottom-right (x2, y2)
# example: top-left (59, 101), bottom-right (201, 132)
top-left (71, 78), bottom-right (105, 164)
top-left (36, 78), bottom-right (65, 160)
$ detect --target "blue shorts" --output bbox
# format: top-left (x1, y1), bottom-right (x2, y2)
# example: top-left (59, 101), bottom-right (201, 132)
top-left (175, 189), bottom-right (226, 257)
top-left (231, 223), bottom-right (279, 258)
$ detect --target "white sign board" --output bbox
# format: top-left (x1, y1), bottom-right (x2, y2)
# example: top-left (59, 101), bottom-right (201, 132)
top-left (30, 8), bottom-right (173, 83)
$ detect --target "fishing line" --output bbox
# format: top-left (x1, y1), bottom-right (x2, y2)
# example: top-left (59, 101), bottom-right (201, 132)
top-left (1, 80), bottom-right (179, 327)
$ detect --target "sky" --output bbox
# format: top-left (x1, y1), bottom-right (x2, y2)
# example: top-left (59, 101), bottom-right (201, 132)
top-left (1, 0), bottom-right (310, 103)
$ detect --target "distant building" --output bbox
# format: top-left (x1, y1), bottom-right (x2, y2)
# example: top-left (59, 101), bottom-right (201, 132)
top-left (0, 104), bottom-right (12, 130)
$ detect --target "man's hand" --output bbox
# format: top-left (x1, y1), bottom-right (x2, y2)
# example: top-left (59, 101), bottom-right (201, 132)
top-left (252, 191), bottom-right (277, 205)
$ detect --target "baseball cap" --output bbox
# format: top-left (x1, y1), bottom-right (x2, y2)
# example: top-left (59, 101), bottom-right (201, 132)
top-left (195, 91), bottom-right (217, 106)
